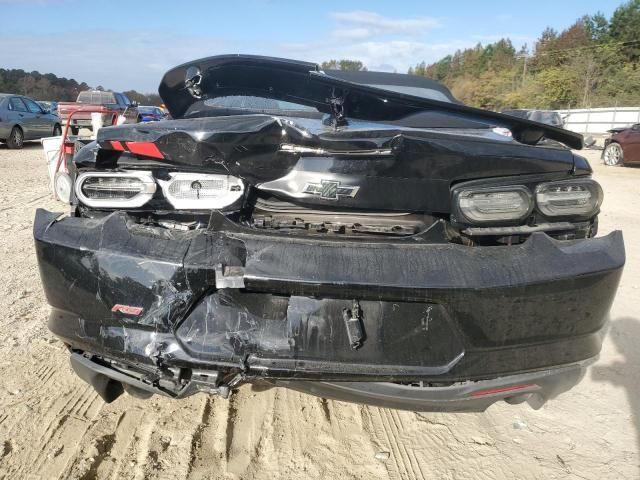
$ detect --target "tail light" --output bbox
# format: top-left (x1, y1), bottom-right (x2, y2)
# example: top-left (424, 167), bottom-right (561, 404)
top-left (158, 173), bottom-right (244, 209)
top-left (75, 171), bottom-right (156, 208)
top-left (63, 142), bottom-right (75, 155)
top-left (535, 179), bottom-right (603, 217)
top-left (454, 186), bottom-right (533, 224)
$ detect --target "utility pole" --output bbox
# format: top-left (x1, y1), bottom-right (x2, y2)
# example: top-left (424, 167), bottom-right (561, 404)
top-left (516, 54), bottom-right (529, 87)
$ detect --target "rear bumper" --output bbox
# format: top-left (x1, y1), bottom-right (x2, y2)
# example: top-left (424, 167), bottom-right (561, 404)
top-left (34, 209), bottom-right (624, 407)
top-left (276, 359), bottom-right (594, 412)
top-left (70, 351), bottom-right (594, 412)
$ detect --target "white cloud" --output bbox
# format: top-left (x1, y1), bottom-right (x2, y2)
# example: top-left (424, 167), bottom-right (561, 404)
top-left (332, 27), bottom-right (372, 41)
top-left (277, 39), bottom-right (474, 75)
top-left (331, 10), bottom-right (440, 40)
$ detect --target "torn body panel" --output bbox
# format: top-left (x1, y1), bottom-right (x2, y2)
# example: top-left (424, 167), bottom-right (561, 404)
top-left (35, 209), bottom-right (623, 399)
top-left (90, 115), bottom-right (589, 215)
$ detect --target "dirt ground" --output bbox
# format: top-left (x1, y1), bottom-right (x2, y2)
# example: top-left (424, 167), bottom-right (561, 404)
top-left (0, 143), bottom-right (638, 480)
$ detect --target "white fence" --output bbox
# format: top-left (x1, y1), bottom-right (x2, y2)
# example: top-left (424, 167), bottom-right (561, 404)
top-left (555, 107), bottom-right (640, 135)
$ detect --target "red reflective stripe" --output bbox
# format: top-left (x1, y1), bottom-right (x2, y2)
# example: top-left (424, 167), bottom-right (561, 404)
top-left (470, 384), bottom-right (536, 397)
top-left (63, 143), bottom-right (75, 155)
top-left (126, 141), bottom-right (164, 159)
top-left (110, 140), bottom-right (125, 151)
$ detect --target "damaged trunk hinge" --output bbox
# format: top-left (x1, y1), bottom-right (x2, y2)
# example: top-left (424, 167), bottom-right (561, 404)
top-left (328, 88), bottom-right (348, 128)
top-left (343, 300), bottom-right (366, 349)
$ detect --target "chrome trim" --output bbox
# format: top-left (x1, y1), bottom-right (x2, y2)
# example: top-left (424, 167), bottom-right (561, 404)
top-left (280, 143), bottom-right (393, 156)
top-left (75, 170), bottom-right (156, 208)
top-left (157, 172), bottom-right (244, 210)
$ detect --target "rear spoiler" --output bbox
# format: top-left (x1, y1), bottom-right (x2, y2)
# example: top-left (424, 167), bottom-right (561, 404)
top-left (158, 55), bottom-right (583, 149)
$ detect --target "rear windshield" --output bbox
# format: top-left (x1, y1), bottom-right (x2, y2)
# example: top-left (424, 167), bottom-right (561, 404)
top-left (77, 91), bottom-right (116, 104)
top-left (501, 110), bottom-right (529, 119)
top-left (528, 111), bottom-right (562, 126)
top-left (368, 84), bottom-right (452, 102)
top-left (204, 96), bottom-right (318, 113)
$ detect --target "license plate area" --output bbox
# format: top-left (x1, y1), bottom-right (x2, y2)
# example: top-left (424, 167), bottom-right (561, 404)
top-left (176, 291), bottom-right (464, 372)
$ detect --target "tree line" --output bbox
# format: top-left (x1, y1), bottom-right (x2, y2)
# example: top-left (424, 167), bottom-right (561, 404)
top-left (0, 69), bottom-right (162, 105)
top-left (410, 0), bottom-right (640, 109)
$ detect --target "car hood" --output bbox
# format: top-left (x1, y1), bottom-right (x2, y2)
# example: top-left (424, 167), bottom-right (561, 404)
top-left (158, 54), bottom-right (583, 149)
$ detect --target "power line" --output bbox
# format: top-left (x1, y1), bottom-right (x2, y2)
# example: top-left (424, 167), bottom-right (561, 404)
top-left (533, 39), bottom-right (640, 57)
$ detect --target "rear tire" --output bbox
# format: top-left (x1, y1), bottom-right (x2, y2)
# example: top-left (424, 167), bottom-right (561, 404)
top-left (603, 143), bottom-right (623, 166)
top-left (53, 124), bottom-right (62, 137)
top-left (70, 126), bottom-right (80, 136)
top-left (7, 126), bottom-right (24, 149)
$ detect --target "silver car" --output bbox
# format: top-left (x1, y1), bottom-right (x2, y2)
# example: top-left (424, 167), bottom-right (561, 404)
top-left (0, 94), bottom-right (62, 149)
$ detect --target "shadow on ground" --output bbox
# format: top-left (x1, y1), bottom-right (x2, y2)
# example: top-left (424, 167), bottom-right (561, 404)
top-left (0, 142), bottom-right (43, 151)
top-left (592, 316), bottom-right (640, 474)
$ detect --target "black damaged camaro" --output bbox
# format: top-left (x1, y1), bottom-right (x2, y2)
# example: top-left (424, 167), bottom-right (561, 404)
top-left (34, 55), bottom-right (625, 412)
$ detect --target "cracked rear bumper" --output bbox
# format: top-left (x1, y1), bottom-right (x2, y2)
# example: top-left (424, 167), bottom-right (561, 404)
top-left (70, 351), bottom-right (594, 412)
top-left (34, 209), bottom-right (624, 409)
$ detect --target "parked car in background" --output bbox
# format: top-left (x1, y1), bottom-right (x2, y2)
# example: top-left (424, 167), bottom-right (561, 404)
top-left (38, 101), bottom-right (59, 116)
top-left (0, 93), bottom-right (61, 149)
top-left (58, 90), bottom-right (138, 135)
top-left (502, 109), bottom-right (565, 128)
top-left (603, 123), bottom-right (640, 166)
top-left (137, 105), bottom-right (165, 122)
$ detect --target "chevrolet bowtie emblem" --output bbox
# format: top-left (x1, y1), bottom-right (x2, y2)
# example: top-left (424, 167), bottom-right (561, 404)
top-left (302, 180), bottom-right (360, 200)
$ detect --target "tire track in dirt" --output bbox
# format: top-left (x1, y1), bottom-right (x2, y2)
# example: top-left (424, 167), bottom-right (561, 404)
top-left (61, 404), bottom-right (160, 480)
top-left (186, 396), bottom-right (214, 475)
top-left (223, 387), bottom-right (275, 477)
top-left (0, 342), bottom-right (105, 479)
top-left (390, 410), bottom-right (427, 479)
top-left (187, 393), bottom-right (231, 479)
top-left (15, 384), bottom-right (101, 478)
top-left (371, 408), bottom-right (411, 480)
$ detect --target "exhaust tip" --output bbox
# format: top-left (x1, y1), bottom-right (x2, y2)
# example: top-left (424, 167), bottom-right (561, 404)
top-left (70, 355), bottom-right (124, 403)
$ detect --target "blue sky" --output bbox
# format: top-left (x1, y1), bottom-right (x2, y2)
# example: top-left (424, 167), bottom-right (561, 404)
top-left (0, 0), bottom-right (623, 92)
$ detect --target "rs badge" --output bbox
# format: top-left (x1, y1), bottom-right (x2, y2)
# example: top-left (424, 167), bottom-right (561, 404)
top-left (111, 304), bottom-right (144, 316)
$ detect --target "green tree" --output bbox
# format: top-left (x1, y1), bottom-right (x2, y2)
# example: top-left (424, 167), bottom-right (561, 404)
top-left (409, 4), bottom-right (640, 110)
top-left (609, 0), bottom-right (640, 60)
top-left (585, 12), bottom-right (610, 43)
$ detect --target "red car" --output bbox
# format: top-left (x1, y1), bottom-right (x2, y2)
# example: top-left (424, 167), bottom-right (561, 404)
top-left (603, 123), bottom-right (640, 166)
top-left (58, 90), bottom-right (139, 135)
